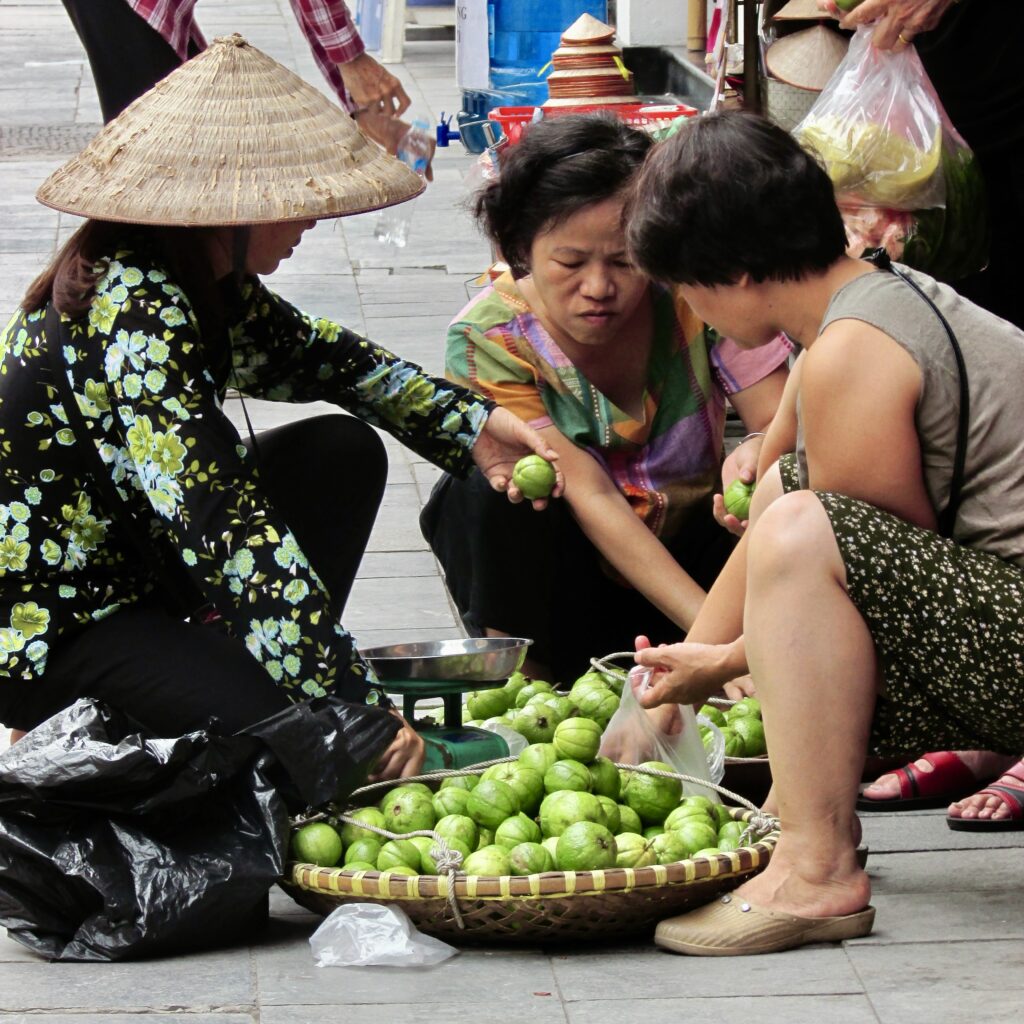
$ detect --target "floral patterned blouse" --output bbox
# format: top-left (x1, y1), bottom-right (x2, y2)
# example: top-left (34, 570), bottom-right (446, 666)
top-left (0, 238), bottom-right (491, 702)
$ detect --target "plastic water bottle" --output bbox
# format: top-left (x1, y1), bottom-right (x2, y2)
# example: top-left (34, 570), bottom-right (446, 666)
top-left (374, 118), bottom-right (432, 248)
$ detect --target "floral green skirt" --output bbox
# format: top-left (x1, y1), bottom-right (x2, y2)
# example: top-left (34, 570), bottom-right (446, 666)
top-left (778, 454), bottom-right (1024, 756)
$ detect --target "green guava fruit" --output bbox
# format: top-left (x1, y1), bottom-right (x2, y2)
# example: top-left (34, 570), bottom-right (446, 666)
top-left (555, 821), bottom-right (617, 871)
top-left (723, 478), bottom-right (755, 520)
top-left (732, 715), bottom-right (767, 757)
top-left (342, 860), bottom-right (377, 872)
top-left (617, 804), bottom-right (643, 835)
top-left (343, 836), bottom-right (382, 866)
top-left (421, 837), bottom-right (472, 874)
top-left (467, 686), bottom-right (511, 721)
top-left (495, 812), bottom-right (543, 850)
top-left (291, 822), bottom-right (343, 867)
top-left (433, 787), bottom-right (472, 819)
top-left (508, 841), bottom-right (554, 875)
top-left (462, 844), bottom-right (512, 876)
top-left (727, 696), bottom-right (762, 720)
top-left (596, 795), bottom-right (621, 833)
top-left (553, 717), bottom-right (603, 762)
top-left (376, 839), bottom-right (421, 872)
top-left (515, 680), bottom-right (555, 708)
top-left (650, 831), bottom-right (689, 865)
top-left (466, 779), bottom-right (520, 830)
top-left (519, 742), bottom-right (559, 775)
top-left (664, 805), bottom-right (716, 832)
top-left (381, 789), bottom-right (436, 834)
top-left (514, 703), bottom-right (558, 744)
top-left (434, 813), bottom-right (479, 850)
top-left (440, 775), bottom-right (477, 792)
top-left (539, 790), bottom-right (604, 837)
top-left (614, 832), bottom-right (657, 869)
top-left (339, 806), bottom-right (386, 847)
top-left (621, 762), bottom-right (683, 824)
top-left (588, 756), bottom-right (622, 799)
top-left (718, 727), bottom-right (746, 758)
top-left (544, 758), bottom-right (593, 794)
top-left (671, 819), bottom-right (720, 857)
top-left (512, 454), bottom-right (557, 499)
top-left (698, 704), bottom-right (728, 728)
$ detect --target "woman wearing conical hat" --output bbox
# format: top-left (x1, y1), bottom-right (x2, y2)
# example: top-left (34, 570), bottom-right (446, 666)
top-left (0, 36), bottom-right (559, 778)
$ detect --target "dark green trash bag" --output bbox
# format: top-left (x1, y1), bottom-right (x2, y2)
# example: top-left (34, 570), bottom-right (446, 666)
top-left (0, 696), bottom-right (398, 961)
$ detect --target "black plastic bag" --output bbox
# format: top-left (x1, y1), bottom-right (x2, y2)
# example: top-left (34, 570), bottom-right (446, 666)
top-left (0, 696), bottom-right (399, 961)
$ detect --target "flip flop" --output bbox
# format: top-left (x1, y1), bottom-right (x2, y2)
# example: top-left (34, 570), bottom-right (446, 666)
top-left (655, 893), bottom-right (875, 957)
top-left (947, 762), bottom-right (1024, 832)
top-left (856, 751), bottom-right (994, 812)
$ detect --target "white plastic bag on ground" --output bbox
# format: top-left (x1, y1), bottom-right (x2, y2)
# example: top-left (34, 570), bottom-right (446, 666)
top-left (310, 904), bottom-right (458, 968)
top-left (598, 667), bottom-right (724, 800)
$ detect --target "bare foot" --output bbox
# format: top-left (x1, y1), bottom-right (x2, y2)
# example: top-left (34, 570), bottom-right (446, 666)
top-left (948, 758), bottom-right (1024, 822)
top-left (731, 836), bottom-right (870, 920)
top-left (862, 750), bottom-right (1016, 800)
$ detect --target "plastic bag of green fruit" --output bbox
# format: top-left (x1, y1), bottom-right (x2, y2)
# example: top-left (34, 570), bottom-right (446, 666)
top-left (597, 662), bottom-right (724, 798)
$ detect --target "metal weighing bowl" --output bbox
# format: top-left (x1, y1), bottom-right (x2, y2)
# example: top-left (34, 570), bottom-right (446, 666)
top-left (360, 637), bottom-right (532, 682)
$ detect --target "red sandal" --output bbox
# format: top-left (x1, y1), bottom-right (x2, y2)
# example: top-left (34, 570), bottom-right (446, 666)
top-left (947, 761), bottom-right (1024, 832)
top-left (856, 751), bottom-right (997, 812)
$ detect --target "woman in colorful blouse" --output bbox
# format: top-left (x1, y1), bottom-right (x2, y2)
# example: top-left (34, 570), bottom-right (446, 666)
top-left (421, 115), bottom-right (790, 683)
top-left (0, 37), bottom-right (557, 778)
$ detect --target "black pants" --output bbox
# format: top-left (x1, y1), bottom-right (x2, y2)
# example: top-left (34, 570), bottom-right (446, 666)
top-left (421, 470), bottom-right (735, 686)
top-left (1, 415), bottom-right (387, 736)
top-left (61, 0), bottom-right (195, 122)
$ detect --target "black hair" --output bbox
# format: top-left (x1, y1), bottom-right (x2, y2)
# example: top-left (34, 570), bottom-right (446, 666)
top-left (626, 110), bottom-right (848, 287)
top-left (475, 113), bottom-right (653, 278)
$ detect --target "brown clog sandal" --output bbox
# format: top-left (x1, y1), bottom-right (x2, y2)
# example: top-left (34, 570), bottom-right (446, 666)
top-left (655, 894), bottom-right (876, 956)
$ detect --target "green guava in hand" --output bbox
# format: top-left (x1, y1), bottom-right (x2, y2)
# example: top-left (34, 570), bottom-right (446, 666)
top-left (512, 455), bottom-right (557, 499)
top-left (723, 478), bottom-right (755, 520)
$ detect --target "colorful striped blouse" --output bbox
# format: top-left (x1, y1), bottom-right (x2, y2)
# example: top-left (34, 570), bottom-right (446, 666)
top-left (446, 273), bottom-right (791, 542)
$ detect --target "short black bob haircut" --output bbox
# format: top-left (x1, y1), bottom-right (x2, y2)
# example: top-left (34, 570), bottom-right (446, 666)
top-left (626, 110), bottom-right (848, 287)
top-left (475, 113), bottom-right (653, 279)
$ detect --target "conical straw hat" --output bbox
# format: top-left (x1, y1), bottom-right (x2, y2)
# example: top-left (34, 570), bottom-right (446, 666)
top-left (561, 13), bottom-right (616, 46)
top-left (36, 34), bottom-right (424, 226)
top-left (773, 0), bottom-right (836, 20)
top-left (765, 24), bottom-right (849, 91)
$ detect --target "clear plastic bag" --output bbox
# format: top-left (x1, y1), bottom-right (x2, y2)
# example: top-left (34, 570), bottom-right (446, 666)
top-left (796, 26), bottom-right (948, 210)
top-left (796, 25), bottom-right (988, 281)
top-left (310, 904), bottom-right (458, 968)
top-left (598, 667), bottom-right (724, 800)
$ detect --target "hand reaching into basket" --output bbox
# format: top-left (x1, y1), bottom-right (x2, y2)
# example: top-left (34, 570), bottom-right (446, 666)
top-left (633, 634), bottom-right (749, 708)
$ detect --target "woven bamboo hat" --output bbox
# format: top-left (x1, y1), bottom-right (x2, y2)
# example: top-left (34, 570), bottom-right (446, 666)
top-left (36, 34), bottom-right (424, 226)
top-left (765, 24), bottom-right (849, 91)
top-left (773, 0), bottom-right (836, 20)
top-left (561, 13), bottom-right (616, 46)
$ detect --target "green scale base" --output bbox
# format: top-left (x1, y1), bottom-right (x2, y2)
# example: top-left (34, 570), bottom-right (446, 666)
top-left (384, 677), bottom-right (511, 772)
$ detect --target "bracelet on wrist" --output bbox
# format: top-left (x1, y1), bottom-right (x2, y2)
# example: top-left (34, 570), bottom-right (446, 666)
top-left (740, 431), bottom-right (766, 445)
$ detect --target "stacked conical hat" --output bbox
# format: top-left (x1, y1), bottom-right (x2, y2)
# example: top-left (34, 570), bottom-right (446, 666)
top-left (36, 34), bottom-right (423, 226)
top-left (560, 13), bottom-right (616, 46)
top-left (765, 23), bottom-right (849, 91)
top-left (545, 14), bottom-right (635, 107)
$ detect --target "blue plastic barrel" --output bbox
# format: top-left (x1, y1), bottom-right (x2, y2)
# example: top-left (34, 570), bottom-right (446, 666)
top-left (488, 1), bottom-right (607, 105)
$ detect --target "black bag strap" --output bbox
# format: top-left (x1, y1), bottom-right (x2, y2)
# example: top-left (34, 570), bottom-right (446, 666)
top-left (864, 249), bottom-right (970, 539)
top-left (44, 305), bottom-right (203, 616)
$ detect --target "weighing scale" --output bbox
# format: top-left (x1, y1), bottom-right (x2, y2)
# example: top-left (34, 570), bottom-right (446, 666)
top-left (360, 637), bottom-right (532, 772)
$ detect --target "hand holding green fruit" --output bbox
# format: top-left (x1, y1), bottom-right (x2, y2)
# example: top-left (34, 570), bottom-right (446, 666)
top-left (512, 455), bottom-right (557, 500)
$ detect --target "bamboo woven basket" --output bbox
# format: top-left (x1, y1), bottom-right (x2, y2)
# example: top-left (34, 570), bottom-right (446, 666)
top-left (281, 765), bottom-right (779, 945)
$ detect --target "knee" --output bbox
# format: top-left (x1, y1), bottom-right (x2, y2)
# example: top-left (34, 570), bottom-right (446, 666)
top-left (747, 491), bottom-right (837, 587)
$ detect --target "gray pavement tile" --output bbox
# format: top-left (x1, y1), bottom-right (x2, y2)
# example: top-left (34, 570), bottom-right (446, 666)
top-left (0, 930), bottom-right (46, 963)
top-left (850, 890), bottom-right (1024, 945)
top-left (256, 946), bottom-right (560, 1006)
top-left (0, 949), bottom-right (254, 1011)
top-left (550, 944), bottom-right (864, 1000)
top-left (346, 573), bottom-right (457, 632)
top-left (868, 848), bottom-right (1024, 894)
top-left (358, 551), bottom-right (440, 578)
top-left (565, 995), bottom-right (879, 1024)
top-left (868, 987), bottom-right (1024, 1024)
top-left (859, 809), bottom-right (1024, 852)
top-left (846, 939), bottom-right (1024, 992)
top-left (263, 1002), bottom-right (568, 1024)
top-left (357, 626), bottom-right (465, 648)
top-left (0, 1018), bottom-right (256, 1024)
top-left (363, 483), bottom-right (433, 552)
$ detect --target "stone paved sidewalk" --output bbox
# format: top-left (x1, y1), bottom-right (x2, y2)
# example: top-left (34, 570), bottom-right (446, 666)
top-left (1, 2), bottom-right (1022, 1021)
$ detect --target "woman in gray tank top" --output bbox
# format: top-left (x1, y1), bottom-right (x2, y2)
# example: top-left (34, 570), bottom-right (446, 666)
top-left (619, 110), bottom-right (1024, 956)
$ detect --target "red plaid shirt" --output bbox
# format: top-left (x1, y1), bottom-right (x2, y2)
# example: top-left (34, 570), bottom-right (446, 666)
top-left (126, 0), bottom-right (364, 110)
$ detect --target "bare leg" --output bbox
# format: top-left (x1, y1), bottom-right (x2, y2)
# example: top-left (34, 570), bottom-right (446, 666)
top-left (733, 492), bottom-right (873, 918)
top-left (685, 461), bottom-right (785, 646)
